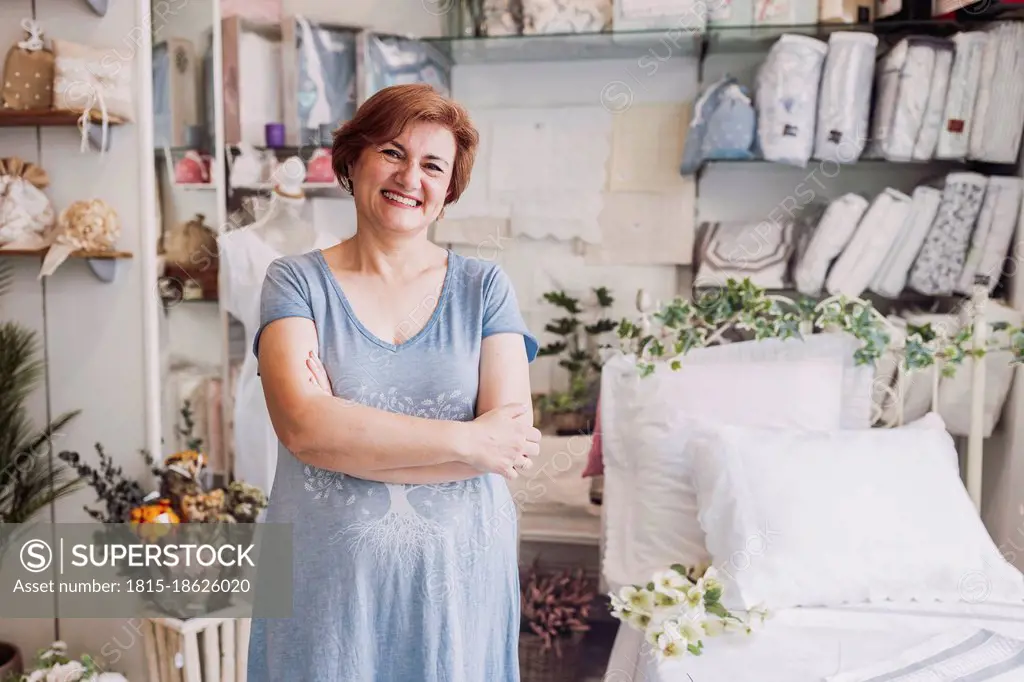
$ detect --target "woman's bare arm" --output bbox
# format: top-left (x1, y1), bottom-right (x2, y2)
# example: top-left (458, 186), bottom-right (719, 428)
top-left (258, 317), bottom-right (537, 481)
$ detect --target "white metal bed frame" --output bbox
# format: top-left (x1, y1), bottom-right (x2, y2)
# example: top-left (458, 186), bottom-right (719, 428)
top-left (627, 276), bottom-right (993, 510)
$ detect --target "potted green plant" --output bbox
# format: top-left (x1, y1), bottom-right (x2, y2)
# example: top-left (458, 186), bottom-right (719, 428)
top-left (519, 561), bottom-right (595, 682)
top-left (536, 287), bottom-right (617, 435)
top-left (0, 263), bottom-right (83, 680)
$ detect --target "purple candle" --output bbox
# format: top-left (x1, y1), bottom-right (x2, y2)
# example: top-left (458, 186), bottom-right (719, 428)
top-left (265, 123), bottom-right (285, 148)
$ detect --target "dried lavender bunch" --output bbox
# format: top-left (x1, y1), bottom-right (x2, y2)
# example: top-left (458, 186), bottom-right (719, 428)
top-left (58, 445), bottom-right (162, 523)
top-left (520, 562), bottom-right (595, 656)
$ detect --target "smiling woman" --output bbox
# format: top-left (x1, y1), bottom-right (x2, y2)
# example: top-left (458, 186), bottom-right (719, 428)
top-left (246, 84), bottom-right (541, 682)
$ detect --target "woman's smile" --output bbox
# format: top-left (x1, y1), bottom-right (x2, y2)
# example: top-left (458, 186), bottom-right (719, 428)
top-left (381, 189), bottom-right (422, 208)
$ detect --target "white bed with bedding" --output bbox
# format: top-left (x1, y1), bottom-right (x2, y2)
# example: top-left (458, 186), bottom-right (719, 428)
top-left (597, 285), bottom-right (1024, 682)
top-left (607, 600), bottom-right (1024, 682)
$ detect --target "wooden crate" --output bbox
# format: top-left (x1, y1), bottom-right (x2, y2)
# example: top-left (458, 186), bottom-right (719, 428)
top-left (142, 609), bottom-right (251, 682)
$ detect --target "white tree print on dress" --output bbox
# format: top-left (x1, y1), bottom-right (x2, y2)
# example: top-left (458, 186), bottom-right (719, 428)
top-left (313, 387), bottom-right (479, 571)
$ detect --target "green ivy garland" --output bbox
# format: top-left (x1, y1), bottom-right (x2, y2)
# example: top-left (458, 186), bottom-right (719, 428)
top-left (616, 279), bottom-right (1024, 378)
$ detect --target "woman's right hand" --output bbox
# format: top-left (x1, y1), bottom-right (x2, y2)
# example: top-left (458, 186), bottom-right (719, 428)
top-left (461, 403), bottom-right (542, 480)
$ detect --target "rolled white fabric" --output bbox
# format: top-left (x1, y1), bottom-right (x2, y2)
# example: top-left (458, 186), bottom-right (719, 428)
top-left (793, 193), bottom-right (869, 296)
top-left (870, 186), bottom-right (942, 298)
top-left (970, 22), bottom-right (1024, 163)
top-left (883, 38), bottom-right (939, 162)
top-left (826, 188), bottom-right (913, 299)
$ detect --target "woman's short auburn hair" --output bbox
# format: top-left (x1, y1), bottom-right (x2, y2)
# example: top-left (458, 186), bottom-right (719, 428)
top-left (330, 84), bottom-right (479, 205)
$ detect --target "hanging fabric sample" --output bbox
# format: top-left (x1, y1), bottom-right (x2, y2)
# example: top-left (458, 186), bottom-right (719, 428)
top-left (680, 77), bottom-right (756, 175)
top-left (936, 31), bottom-right (989, 160)
top-left (907, 172), bottom-right (989, 296)
top-left (755, 34), bottom-right (828, 168)
top-left (911, 40), bottom-right (954, 161)
top-left (792, 193), bottom-right (869, 296)
top-left (869, 185), bottom-right (942, 298)
top-left (956, 176), bottom-right (1023, 294)
top-left (826, 188), bottom-right (913, 299)
top-left (968, 21), bottom-right (1024, 164)
top-left (813, 32), bottom-right (878, 164)
top-left (357, 32), bottom-right (453, 103)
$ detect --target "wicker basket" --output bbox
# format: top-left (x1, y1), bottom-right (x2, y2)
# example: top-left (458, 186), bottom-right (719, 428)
top-left (519, 631), bottom-right (585, 682)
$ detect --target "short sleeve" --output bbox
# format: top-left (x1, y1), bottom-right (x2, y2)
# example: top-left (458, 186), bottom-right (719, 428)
top-left (252, 258), bottom-right (315, 361)
top-left (482, 264), bottom-right (539, 362)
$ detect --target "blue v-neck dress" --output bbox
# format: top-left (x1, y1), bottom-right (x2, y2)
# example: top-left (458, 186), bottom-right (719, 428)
top-left (245, 248), bottom-right (539, 682)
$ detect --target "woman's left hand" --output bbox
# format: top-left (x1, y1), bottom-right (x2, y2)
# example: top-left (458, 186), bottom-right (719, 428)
top-left (306, 351), bottom-right (333, 395)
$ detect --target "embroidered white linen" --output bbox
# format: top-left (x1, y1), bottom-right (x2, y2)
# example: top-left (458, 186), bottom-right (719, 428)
top-left (687, 416), bottom-right (1024, 611)
top-left (826, 628), bottom-right (1024, 682)
top-left (599, 333), bottom-right (873, 591)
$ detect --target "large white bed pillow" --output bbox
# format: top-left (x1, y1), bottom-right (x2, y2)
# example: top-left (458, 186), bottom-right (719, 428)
top-left (689, 418), bottom-right (1024, 610)
top-left (599, 342), bottom-right (848, 591)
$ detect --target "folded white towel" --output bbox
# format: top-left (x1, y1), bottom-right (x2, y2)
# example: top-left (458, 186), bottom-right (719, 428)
top-left (827, 628), bottom-right (1024, 682)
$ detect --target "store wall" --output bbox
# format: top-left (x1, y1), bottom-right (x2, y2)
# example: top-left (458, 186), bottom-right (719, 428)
top-left (0, 0), bottom-right (158, 673)
top-left (283, 0), bottom-right (447, 36)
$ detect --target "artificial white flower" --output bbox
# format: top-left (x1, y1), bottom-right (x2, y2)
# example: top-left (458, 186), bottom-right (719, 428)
top-left (627, 609), bottom-right (652, 631)
top-left (46, 661), bottom-right (86, 682)
top-left (27, 671), bottom-right (47, 682)
top-left (683, 584), bottom-right (704, 610)
top-left (656, 632), bottom-right (687, 659)
top-left (619, 585), bottom-right (654, 614)
top-left (702, 619), bottom-right (727, 637)
top-left (653, 569), bottom-right (689, 596)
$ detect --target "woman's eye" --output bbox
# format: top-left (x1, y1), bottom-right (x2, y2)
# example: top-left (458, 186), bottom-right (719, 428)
top-left (382, 149), bottom-right (400, 158)
top-left (426, 163), bottom-right (442, 172)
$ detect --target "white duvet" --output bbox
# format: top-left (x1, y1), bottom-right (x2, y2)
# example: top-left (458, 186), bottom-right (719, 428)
top-left (606, 600), bottom-right (1024, 682)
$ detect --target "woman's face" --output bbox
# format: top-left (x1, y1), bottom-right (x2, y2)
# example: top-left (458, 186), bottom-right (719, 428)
top-left (350, 120), bottom-right (457, 235)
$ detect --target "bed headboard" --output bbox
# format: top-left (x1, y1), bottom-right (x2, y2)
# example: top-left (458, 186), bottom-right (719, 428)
top-left (614, 276), bottom-right (1000, 509)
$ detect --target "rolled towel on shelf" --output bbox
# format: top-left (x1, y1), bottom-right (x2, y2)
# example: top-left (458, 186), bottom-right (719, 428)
top-left (793, 193), bottom-right (869, 296)
top-left (826, 188), bottom-right (913, 299)
top-left (870, 185), bottom-right (943, 299)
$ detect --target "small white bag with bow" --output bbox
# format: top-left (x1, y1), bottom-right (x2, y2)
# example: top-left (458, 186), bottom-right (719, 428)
top-left (52, 38), bottom-right (134, 152)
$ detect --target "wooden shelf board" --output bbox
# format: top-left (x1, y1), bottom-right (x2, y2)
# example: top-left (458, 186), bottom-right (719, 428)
top-left (0, 248), bottom-right (133, 259)
top-left (0, 108), bottom-right (126, 127)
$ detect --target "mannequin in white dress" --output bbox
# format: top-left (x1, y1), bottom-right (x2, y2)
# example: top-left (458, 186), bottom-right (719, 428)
top-left (219, 159), bottom-right (341, 494)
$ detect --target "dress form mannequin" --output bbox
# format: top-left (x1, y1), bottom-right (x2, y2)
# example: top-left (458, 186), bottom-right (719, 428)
top-left (220, 158), bottom-right (338, 495)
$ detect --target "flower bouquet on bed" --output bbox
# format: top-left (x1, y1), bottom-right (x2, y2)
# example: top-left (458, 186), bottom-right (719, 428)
top-left (609, 564), bottom-right (770, 661)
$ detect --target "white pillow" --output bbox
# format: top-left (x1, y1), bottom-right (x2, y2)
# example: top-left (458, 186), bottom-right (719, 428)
top-left (689, 418), bottom-right (1024, 610)
top-left (600, 350), bottom-right (846, 591)
top-left (674, 332), bottom-right (876, 429)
